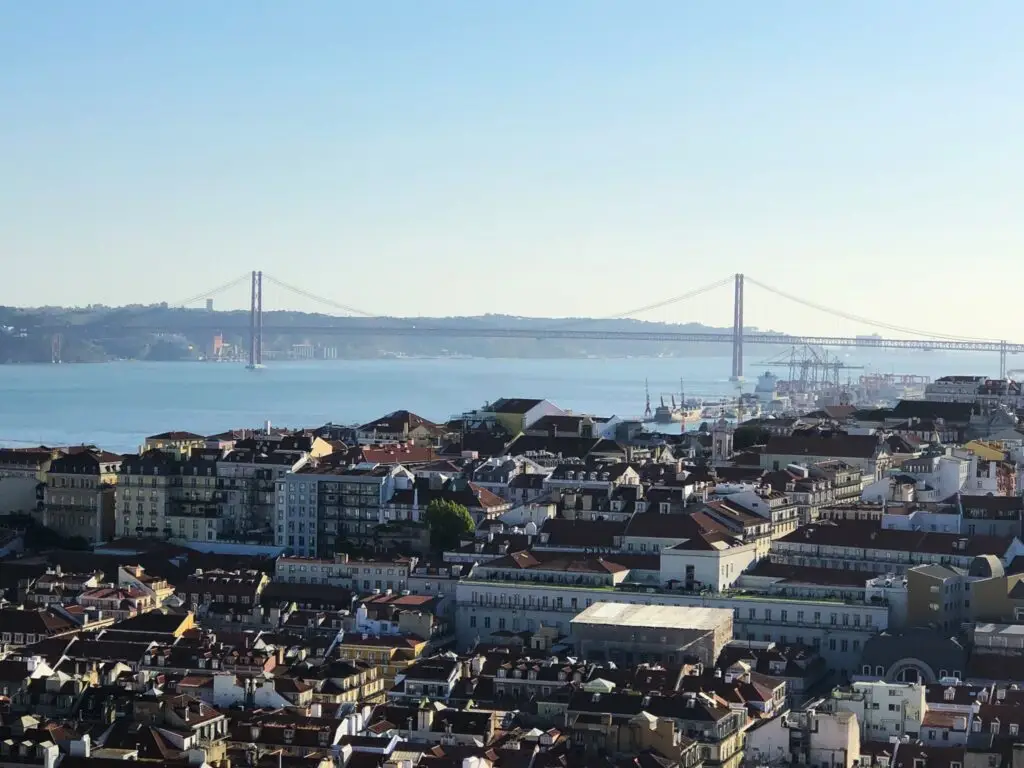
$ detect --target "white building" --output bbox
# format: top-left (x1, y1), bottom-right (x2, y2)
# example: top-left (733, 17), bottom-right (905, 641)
top-left (864, 574), bottom-right (909, 629)
top-left (746, 704), bottom-right (861, 768)
top-left (658, 532), bottom-right (758, 592)
top-left (275, 462), bottom-right (413, 556)
top-left (862, 453), bottom-right (970, 505)
top-left (828, 681), bottom-right (927, 741)
top-left (455, 577), bottom-right (888, 677)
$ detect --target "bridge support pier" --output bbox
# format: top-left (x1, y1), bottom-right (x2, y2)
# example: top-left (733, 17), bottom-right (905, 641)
top-left (248, 271), bottom-right (263, 367)
top-left (731, 273), bottom-right (744, 380)
top-left (1000, 341), bottom-right (1007, 379)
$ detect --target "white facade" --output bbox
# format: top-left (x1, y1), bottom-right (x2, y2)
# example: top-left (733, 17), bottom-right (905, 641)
top-left (275, 465), bottom-right (412, 556)
top-left (829, 681), bottom-right (926, 741)
top-left (659, 541), bottom-right (757, 591)
top-left (455, 579), bottom-right (888, 675)
top-left (865, 575), bottom-right (909, 629)
top-left (881, 509), bottom-right (961, 534)
top-left (747, 707), bottom-right (861, 768)
top-left (211, 674), bottom-right (291, 709)
top-left (862, 455), bottom-right (969, 504)
top-left (925, 377), bottom-right (985, 402)
top-left (498, 501), bottom-right (556, 528)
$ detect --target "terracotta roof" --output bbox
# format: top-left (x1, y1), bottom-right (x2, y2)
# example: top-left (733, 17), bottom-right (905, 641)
top-left (778, 520), bottom-right (1012, 558)
top-left (484, 549), bottom-right (628, 574)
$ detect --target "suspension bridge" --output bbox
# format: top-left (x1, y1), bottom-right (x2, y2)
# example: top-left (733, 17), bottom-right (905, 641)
top-left (46, 272), bottom-right (1023, 378)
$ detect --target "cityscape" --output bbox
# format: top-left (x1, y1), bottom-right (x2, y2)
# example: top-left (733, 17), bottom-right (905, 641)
top-left (3, 375), bottom-right (1024, 767)
top-left (5, 3), bottom-right (1024, 768)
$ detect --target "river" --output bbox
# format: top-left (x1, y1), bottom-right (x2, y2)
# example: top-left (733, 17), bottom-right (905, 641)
top-left (0, 351), bottom-right (1008, 452)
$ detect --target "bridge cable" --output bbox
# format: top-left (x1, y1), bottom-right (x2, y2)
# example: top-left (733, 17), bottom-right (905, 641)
top-left (172, 272), bottom-right (253, 308)
top-left (745, 276), bottom-right (993, 342)
top-left (548, 275), bottom-right (734, 329)
top-left (170, 272), bottom-right (252, 308)
top-left (261, 274), bottom-right (381, 319)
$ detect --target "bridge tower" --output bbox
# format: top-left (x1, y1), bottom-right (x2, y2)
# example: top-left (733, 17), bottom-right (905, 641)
top-left (248, 270), bottom-right (263, 368)
top-left (50, 333), bottom-right (62, 364)
top-left (731, 273), bottom-right (744, 381)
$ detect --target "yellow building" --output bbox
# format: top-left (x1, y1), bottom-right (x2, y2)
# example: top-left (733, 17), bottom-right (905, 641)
top-left (41, 448), bottom-right (122, 544)
top-left (144, 431), bottom-right (207, 458)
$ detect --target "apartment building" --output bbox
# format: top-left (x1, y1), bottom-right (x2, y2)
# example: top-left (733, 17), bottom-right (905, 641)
top-left (0, 447), bottom-right (55, 516)
top-left (827, 681), bottom-right (927, 742)
top-left (747, 704), bottom-right (860, 768)
top-left (117, 450), bottom-right (222, 542)
top-left (772, 521), bottom-right (1016, 575)
top-left (40, 448), bottom-right (121, 544)
top-left (166, 453), bottom-right (221, 542)
top-left (960, 495), bottom-right (1024, 538)
top-left (143, 430), bottom-right (207, 457)
top-left (219, 443), bottom-right (308, 542)
top-left (274, 553), bottom-right (414, 593)
top-left (762, 434), bottom-right (892, 481)
top-left (712, 484), bottom-right (801, 540)
top-left (276, 462), bottom-right (413, 556)
top-left (356, 410), bottom-right (443, 446)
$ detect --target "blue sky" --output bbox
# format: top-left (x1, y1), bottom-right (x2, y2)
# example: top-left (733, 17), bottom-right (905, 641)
top-left (3, 2), bottom-right (1022, 337)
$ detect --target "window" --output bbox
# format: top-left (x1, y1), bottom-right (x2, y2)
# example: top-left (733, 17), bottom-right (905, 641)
top-left (470, 616), bottom-right (476, 628)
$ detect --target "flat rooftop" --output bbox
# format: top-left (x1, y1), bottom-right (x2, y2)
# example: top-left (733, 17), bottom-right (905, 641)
top-left (570, 601), bottom-right (733, 631)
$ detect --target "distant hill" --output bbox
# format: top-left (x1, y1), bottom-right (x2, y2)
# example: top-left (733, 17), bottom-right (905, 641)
top-left (0, 304), bottom-right (773, 363)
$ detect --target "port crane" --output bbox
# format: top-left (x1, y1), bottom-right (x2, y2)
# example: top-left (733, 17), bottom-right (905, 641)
top-left (760, 345), bottom-right (864, 394)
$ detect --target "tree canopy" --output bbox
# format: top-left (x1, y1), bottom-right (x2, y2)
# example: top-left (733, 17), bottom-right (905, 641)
top-left (424, 499), bottom-right (475, 553)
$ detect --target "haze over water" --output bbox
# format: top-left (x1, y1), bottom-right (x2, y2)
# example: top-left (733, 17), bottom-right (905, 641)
top-left (0, 351), bottom-right (1009, 453)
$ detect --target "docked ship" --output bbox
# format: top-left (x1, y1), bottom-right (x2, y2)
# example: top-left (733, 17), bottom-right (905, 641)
top-left (645, 380), bottom-right (703, 424)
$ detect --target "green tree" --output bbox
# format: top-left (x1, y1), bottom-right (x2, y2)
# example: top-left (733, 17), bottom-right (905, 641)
top-left (425, 499), bottom-right (475, 553)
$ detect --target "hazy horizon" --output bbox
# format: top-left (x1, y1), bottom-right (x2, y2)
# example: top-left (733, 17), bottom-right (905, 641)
top-left (4, 2), bottom-right (1023, 338)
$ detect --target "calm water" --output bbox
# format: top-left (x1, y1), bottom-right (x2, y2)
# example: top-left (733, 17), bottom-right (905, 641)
top-left (0, 351), bottom-right (1008, 452)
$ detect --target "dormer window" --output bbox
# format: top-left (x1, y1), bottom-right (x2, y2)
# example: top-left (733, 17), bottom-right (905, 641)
top-left (991, 719), bottom-right (1000, 735)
